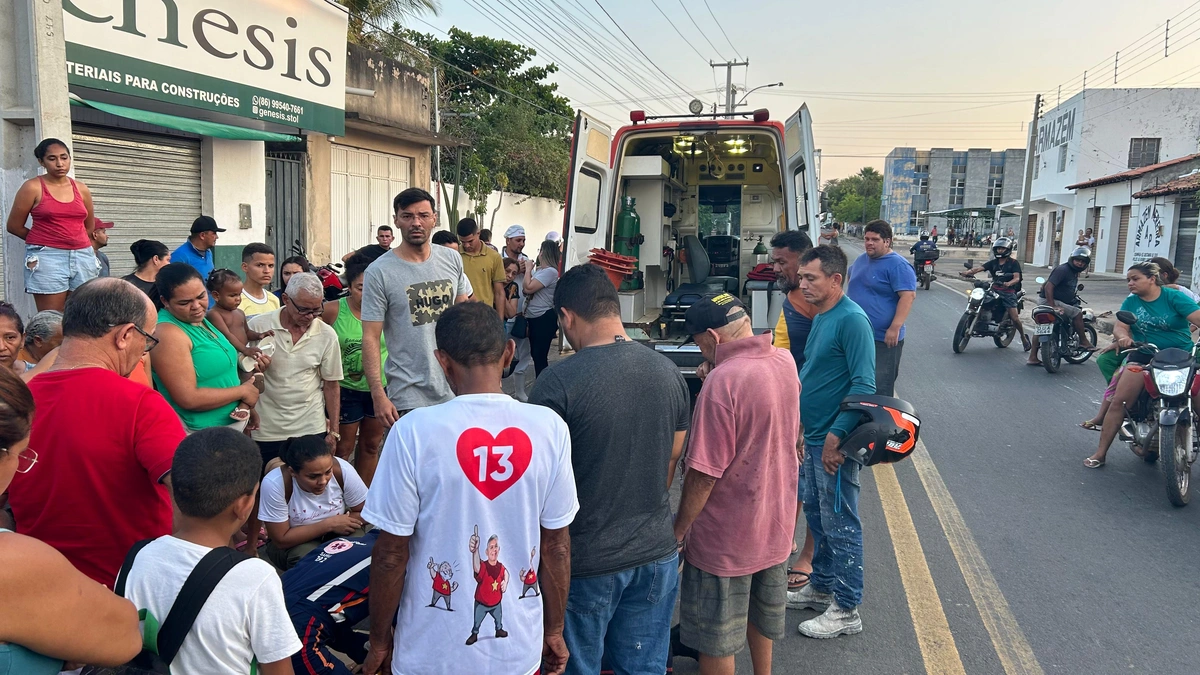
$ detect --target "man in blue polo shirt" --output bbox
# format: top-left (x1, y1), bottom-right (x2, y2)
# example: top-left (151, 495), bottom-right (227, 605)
top-left (846, 219), bottom-right (916, 397)
top-left (172, 215), bottom-right (224, 283)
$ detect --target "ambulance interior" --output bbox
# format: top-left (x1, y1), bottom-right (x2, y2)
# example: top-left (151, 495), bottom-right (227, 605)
top-left (609, 129), bottom-right (788, 349)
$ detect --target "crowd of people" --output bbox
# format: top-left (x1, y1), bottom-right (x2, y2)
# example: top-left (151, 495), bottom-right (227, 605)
top-left (1, 135), bottom-right (925, 675)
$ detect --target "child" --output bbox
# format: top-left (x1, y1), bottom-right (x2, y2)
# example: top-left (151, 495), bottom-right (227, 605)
top-left (239, 243), bottom-right (280, 317)
top-left (258, 434), bottom-right (369, 571)
top-left (118, 427), bottom-right (301, 672)
top-left (207, 269), bottom-right (272, 421)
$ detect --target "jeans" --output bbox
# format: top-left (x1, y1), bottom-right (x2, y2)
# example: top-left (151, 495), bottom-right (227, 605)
top-left (563, 552), bottom-right (679, 675)
top-left (471, 601), bottom-right (504, 634)
top-left (874, 339), bottom-right (904, 397)
top-left (802, 442), bottom-right (863, 609)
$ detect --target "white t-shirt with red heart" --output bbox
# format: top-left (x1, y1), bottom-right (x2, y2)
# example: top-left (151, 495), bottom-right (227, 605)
top-left (362, 392), bottom-right (578, 675)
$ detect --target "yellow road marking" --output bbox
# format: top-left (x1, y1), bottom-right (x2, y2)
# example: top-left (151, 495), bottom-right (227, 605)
top-left (909, 440), bottom-right (1045, 675)
top-left (874, 463), bottom-right (966, 675)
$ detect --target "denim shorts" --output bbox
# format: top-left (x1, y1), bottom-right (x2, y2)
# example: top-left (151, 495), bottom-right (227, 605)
top-left (339, 387), bottom-right (376, 425)
top-left (24, 244), bottom-right (98, 294)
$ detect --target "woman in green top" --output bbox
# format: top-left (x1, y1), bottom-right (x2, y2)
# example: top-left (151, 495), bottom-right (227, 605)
top-left (1086, 261), bottom-right (1200, 468)
top-left (151, 263), bottom-right (261, 432)
top-left (327, 256), bottom-right (387, 485)
top-left (0, 368), bottom-right (142, 675)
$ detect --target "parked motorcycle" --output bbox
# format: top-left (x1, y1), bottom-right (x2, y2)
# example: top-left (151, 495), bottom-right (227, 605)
top-left (290, 240), bottom-right (346, 301)
top-left (952, 264), bottom-right (1026, 353)
top-left (1029, 276), bottom-right (1098, 373)
top-left (1115, 310), bottom-right (1199, 506)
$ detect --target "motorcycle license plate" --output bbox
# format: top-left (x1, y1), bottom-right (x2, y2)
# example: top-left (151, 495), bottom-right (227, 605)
top-left (1034, 323), bottom-right (1054, 335)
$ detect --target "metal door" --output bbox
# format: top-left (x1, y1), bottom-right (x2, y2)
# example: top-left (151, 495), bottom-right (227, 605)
top-left (1024, 214), bottom-right (1036, 263)
top-left (266, 153), bottom-right (306, 264)
top-left (1115, 206), bottom-right (1130, 272)
top-left (1175, 198), bottom-right (1198, 286)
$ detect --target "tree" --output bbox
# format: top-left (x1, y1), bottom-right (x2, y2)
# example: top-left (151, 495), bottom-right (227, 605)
top-left (824, 167), bottom-right (883, 224)
top-left (378, 27), bottom-right (573, 216)
top-left (338, 0), bottom-right (440, 46)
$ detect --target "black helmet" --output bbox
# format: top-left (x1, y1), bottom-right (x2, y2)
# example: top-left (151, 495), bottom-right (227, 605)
top-left (992, 237), bottom-right (1013, 258)
top-left (837, 395), bottom-right (921, 466)
top-left (1068, 246), bottom-right (1091, 267)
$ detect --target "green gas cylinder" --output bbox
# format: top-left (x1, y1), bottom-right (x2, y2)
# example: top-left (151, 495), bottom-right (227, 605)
top-left (614, 196), bottom-right (643, 290)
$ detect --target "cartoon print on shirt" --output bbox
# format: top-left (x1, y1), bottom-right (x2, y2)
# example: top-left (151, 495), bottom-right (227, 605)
top-left (518, 546), bottom-right (539, 599)
top-left (426, 557), bottom-right (460, 611)
top-left (406, 279), bottom-right (454, 326)
top-left (466, 525), bottom-right (509, 645)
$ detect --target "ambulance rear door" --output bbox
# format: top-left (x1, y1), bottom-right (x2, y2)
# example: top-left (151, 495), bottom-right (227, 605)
top-left (562, 112), bottom-right (615, 272)
top-left (783, 104), bottom-right (819, 244)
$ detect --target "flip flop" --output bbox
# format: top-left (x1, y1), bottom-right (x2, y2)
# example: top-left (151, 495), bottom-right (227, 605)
top-left (1083, 458), bottom-right (1105, 468)
top-left (787, 568), bottom-right (810, 591)
top-left (1026, 361), bottom-right (1043, 366)
top-left (1078, 421), bottom-right (1101, 431)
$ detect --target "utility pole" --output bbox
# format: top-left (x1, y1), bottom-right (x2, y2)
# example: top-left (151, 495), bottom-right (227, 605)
top-left (433, 66), bottom-right (441, 215)
top-left (1018, 94), bottom-right (1043, 263)
top-left (711, 59), bottom-right (749, 114)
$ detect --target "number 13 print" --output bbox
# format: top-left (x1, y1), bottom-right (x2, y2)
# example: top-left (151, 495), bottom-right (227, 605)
top-left (456, 428), bottom-right (533, 500)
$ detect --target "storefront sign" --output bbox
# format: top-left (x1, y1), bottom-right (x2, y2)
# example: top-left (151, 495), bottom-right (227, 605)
top-left (62, 0), bottom-right (347, 136)
top-left (1131, 204), bottom-right (1168, 263)
top-left (1036, 108), bottom-right (1076, 155)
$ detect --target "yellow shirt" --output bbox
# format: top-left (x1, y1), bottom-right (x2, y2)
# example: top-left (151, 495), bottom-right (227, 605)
top-left (459, 246), bottom-right (506, 308)
top-left (246, 310), bottom-right (344, 442)
top-left (239, 289), bottom-right (280, 316)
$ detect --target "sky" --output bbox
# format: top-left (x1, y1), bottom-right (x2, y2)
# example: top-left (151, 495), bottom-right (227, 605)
top-left (409, 0), bottom-right (1200, 181)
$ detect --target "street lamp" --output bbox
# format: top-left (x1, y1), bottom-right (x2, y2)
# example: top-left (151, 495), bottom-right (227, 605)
top-left (736, 82), bottom-right (784, 107)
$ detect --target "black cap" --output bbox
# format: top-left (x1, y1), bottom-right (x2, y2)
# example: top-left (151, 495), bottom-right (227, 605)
top-left (683, 293), bottom-right (748, 336)
top-left (190, 215), bottom-right (226, 234)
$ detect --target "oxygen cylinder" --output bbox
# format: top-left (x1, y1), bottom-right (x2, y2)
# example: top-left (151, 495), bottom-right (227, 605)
top-left (614, 196), bottom-right (643, 290)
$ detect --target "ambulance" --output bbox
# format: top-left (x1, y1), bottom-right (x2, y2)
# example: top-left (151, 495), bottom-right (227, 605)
top-left (559, 105), bottom-right (820, 379)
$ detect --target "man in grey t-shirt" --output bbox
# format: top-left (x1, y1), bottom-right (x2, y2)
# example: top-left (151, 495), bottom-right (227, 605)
top-left (362, 188), bottom-right (470, 424)
top-left (530, 264), bottom-right (689, 675)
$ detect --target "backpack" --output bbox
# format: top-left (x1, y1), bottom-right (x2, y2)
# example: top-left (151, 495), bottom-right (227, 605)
top-left (112, 541), bottom-right (254, 674)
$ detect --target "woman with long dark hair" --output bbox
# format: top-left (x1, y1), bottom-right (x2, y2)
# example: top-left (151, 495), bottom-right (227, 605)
top-left (122, 239), bottom-right (170, 309)
top-left (4, 138), bottom-right (98, 311)
top-left (523, 239), bottom-right (561, 376)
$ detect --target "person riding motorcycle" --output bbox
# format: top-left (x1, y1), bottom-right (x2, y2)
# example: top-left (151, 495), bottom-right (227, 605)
top-left (960, 237), bottom-right (1031, 351)
top-left (1027, 246), bottom-right (1099, 365)
top-left (909, 232), bottom-right (939, 258)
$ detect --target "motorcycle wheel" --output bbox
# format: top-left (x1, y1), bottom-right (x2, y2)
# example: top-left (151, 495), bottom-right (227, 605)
top-left (922, 273), bottom-right (931, 291)
top-left (1063, 326), bottom-right (1100, 364)
top-left (1160, 417), bottom-right (1192, 507)
top-left (952, 314), bottom-right (972, 353)
top-left (993, 321), bottom-right (1017, 348)
top-left (1040, 338), bottom-right (1061, 373)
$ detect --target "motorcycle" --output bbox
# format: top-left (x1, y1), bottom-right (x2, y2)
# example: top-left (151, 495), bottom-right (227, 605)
top-left (290, 240), bottom-right (346, 301)
top-left (952, 263), bottom-right (1026, 353)
top-left (915, 253), bottom-right (938, 290)
top-left (1114, 310), bottom-right (1199, 506)
top-left (1029, 276), bottom-right (1098, 373)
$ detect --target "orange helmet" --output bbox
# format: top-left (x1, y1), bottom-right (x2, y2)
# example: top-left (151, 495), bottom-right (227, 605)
top-left (838, 395), bottom-right (921, 466)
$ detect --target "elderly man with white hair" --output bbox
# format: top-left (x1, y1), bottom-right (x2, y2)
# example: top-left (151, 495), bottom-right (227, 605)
top-left (248, 271), bottom-right (344, 465)
top-left (20, 309), bottom-right (63, 365)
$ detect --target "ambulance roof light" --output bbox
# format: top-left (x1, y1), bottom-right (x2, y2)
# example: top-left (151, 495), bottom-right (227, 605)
top-left (630, 110), bottom-right (646, 123)
top-left (753, 108), bottom-right (770, 123)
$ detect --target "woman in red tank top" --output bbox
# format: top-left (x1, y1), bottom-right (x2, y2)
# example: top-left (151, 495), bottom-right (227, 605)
top-left (5, 138), bottom-right (97, 312)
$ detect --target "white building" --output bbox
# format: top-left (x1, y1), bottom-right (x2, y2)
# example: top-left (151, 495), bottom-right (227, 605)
top-left (1013, 88), bottom-right (1200, 268)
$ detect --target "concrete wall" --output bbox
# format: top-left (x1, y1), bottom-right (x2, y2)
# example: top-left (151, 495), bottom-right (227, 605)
top-left (345, 45), bottom-right (431, 131)
top-left (436, 183), bottom-right (565, 245)
top-left (1001, 149), bottom-right (1026, 203)
top-left (202, 139), bottom-right (266, 247)
top-left (0, 0), bottom-right (73, 313)
top-left (881, 148), bottom-right (915, 232)
top-left (927, 148), bottom-right (953, 215)
top-left (964, 148), bottom-right (991, 208)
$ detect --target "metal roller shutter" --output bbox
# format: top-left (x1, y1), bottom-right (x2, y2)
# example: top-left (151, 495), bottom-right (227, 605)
top-left (72, 125), bottom-right (202, 277)
top-left (1175, 199), bottom-right (1199, 287)
top-left (1115, 206), bottom-right (1130, 272)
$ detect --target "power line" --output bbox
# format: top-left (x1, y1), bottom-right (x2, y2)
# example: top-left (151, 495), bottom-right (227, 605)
top-left (591, 0), bottom-right (702, 101)
top-left (702, 0), bottom-right (741, 60)
top-left (649, 0), bottom-right (712, 63)
top-left (361, 14), bottom-right (572, 120)
top-left (678, 0), bottom-right (728, 61)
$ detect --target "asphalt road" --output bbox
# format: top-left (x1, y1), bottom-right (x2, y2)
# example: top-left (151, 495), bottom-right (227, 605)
top-left (671, 241), bottom-right (1200, 674)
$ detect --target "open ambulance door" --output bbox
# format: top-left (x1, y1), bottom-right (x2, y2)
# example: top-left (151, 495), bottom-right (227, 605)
top-left (561, 112), bottom-right (615, 273)
top-left (783, 104), bottom-right (820, 245)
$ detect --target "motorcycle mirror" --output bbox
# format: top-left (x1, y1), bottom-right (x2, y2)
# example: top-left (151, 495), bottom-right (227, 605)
top-left (1116, 310), bottom-right (1137, 325)
top-left (1035, 276), bottom-right (1046, 284)
top-left (1077, 283), bottom-right (1085, 290)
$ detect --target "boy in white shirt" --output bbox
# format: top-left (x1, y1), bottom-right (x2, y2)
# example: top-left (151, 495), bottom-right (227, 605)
top-left (362, 301), bottom-right (578, 675)
top-left (121, 427), bottom-right (301, 674)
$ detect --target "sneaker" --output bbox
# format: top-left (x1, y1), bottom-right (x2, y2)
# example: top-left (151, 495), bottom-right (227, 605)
top-left (798, 600), bottom-right (862, 639)
top-left (786, 583), bottom-right (833, 611)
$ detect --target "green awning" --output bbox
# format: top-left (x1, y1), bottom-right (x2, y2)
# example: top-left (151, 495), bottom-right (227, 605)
top-left (71, 97), bottom-right (300, 142)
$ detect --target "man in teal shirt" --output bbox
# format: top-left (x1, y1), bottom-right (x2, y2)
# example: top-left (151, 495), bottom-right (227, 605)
top-left (787, 245), bottom-right (876, 639)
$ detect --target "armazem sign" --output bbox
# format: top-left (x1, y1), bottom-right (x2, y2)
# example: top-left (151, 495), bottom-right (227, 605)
top-left (62, 0), bottom-right (348, 136)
